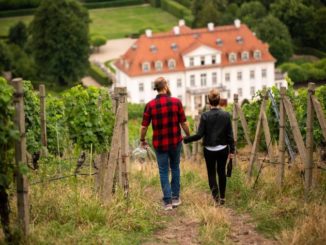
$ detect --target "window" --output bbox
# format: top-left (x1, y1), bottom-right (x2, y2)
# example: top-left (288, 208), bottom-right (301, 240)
top-left (142, 62), bottom-right (150, 72)
top-left (200, 56), bottom-right (205, 65)
top-left (227, 90), bottom-right (231, 99)
top-left (212, 55), bottom-right (216, 64)
top-left (212, 72), bottom-right (217, 85)
top-left (190, 75), bottom-right (195, 86)
top-left (139, 82), bottom-right (144, 92)
top-left (241, 51), bottom-right (249, 61)
top-left (216, 38), bottom-right (223, 46)
top-left (254, 50), bottom-right (261, 60)
top-left (250, 70), bottom-right (255, 79)
top-left (168, 59), bottom-right (176, 69)
top-left (262, 69), bottom-right (267, 78)
top-left (229, 53), bottom-right (237, 63)
top-left (225, 73), bottom-right (230, 82)
top-left (189, 57), bottom-right (194, 67)
top-left (155, 61), bottom-right (163, 71)
top-left (200, 74), bottom-right (207, 86)
top-left (238, 88), bottom-right (243, 97)
top-left (250, 86), bottom-right (255, 96)
top-left (237, 71), bottom-right (242, 81)
top-left (177, 79), bottom-right (182, 88)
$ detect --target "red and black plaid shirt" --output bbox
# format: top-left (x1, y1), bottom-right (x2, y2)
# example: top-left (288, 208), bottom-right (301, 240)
top-left (142, 94), bottom-right (186, 151)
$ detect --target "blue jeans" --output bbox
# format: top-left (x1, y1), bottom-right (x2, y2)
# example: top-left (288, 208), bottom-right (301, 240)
top-left (155, 142), bottom-right (182, 204)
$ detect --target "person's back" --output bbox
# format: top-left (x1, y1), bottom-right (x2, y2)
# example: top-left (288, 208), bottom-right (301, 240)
top-left (145, 95), bottom-right (184, 151)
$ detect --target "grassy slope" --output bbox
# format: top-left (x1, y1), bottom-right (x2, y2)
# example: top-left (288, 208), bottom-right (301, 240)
top-left (0, 5), bottom-right (178, 38)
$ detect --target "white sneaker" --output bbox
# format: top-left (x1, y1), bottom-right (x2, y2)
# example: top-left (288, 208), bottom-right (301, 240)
top-left (163, 203), bottom-right (173, 211)
top-left (172, 198), bottom-right (182, 207)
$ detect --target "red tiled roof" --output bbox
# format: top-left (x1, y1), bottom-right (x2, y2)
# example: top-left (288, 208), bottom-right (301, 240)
top-left (115, 23), bottom-right (275, 77)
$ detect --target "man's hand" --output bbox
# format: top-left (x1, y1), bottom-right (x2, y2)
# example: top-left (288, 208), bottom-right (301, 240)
top-left (181, 121), bottom-right (190, 137)
top-left (140, 139), bottom-right (149, 149)
top-left (229, 153), bottom-right (234, 159)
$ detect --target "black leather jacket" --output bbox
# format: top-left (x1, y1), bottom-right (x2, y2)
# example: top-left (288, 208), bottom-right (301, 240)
top-left (184, 108), bottom-right (235, 153)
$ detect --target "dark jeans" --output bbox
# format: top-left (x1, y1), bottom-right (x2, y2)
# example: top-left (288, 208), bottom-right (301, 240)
top-left (155, 142), bottom-right (182, 204)
top-left (203, 147), bottom-right (229, 200)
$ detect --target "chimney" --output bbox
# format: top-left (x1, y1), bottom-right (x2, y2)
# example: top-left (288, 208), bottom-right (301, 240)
top-left (234, 19), bottom-right (241, 29)
top-left (145, 29), bottom-right (152, 38)
top-left (173, 26), bottom-right (180, 35)
top-left (207, 22), bottom-right (214, 31)
top-left (179, 19), bottom-right (185, 26)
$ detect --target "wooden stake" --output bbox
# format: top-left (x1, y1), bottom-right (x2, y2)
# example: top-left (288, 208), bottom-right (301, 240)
top-left (277, 87), bottom-right (286, 185)
top-left (101, 105), bottom-right (123, 203)
top-left (283, 97), bottom-right (307, 165)
top-left (236, 103), bottom-right (252, 146)
top-left (311, 95), bottom-right (326, 140)
top-left (12, 78), bottom-right (29, 235)
top-left (39, 84), bottom-right (47, 148)
top-left (305, 83), bottom-right (315, 191)
top-left (247, 92), bottom-right (268, 178)
top-left (232, 94), bottom-right (239, 165)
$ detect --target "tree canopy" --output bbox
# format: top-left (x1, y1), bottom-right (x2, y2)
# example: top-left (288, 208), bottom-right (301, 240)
top-left (30, 0), bottom-right (90, 85)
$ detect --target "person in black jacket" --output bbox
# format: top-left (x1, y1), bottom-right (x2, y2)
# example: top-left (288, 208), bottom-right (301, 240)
top-left (184, 89), bottom-right (234, 205)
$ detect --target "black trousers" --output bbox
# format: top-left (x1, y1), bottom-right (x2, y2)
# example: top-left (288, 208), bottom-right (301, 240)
top-left (203, 147), bottom-right (229, 200)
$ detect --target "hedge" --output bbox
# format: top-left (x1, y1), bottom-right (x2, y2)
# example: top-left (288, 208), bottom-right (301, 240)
top-left (83, 0), bottom-right (145, 9)
top-left (160, 0), bottom-right (193, 25)
top-left (88, 63), bottom-right (110, 86)
top-left (0, 0), bottom-right (145, 17)
top-left (294, 46), bottom-right (326, 59)
top-left (149, 0), bottom-right (160, 7)
top-left (175, 0), bottom-right (191, 8)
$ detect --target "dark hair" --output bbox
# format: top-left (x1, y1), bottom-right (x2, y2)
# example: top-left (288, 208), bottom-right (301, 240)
top-left (208, 89), bottom-right (220, 106)
top-left (153, 77), bottom-right (167, 91)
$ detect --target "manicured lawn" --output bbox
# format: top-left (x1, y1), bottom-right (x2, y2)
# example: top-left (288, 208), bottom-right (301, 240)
top-left (0, 5), bottom-right (178, 39)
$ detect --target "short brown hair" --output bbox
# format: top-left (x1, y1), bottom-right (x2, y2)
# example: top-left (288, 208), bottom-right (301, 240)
top-left (208, 88), bottom-right (220, 106)
top-left (153, 77), bottom-right (167, 91)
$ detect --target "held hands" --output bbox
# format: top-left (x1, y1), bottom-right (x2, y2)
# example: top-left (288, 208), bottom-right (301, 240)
top-left (183, 136), bottom-right (190, 144)
top-left (229, 153), bottom-right (234, 159)
top-left (140, 139), bottom-right (149, 149)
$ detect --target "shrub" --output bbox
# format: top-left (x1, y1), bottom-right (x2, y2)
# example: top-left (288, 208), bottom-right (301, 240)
top-left (90, 35), bottom-right (107, 52)
top-left (88, 63), bottom-right (110, 86)
top-left (161, 0), bottom-right (193, 24)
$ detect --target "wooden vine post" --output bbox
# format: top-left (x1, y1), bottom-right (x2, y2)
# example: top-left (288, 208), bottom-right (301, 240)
top-left (305, 83), bottom-right (315, 190)
top-left (116, 87), bottom-right (130, 197)
top-left (101, 87), bottom-right (129, 203)
top-left (39, 84), bottom-right (47, 153)
top-left (12, 78), bottom-right (29, 235)
top-left (247, 91), bottom-right (271, 178)
top-left (277, 87), bottom-right (286, 185)
top-left (232, 94), bottom-right (239, 166)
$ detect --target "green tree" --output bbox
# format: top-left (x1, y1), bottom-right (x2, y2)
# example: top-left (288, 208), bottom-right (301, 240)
top-left (238, 1), bottom-right (266, 28)
top-left (312, 7), bottom-right (326, 51)
top-left (0, 41), bottom-right (12, 72)
top-left (9, 44), bottom-right (36, 79)
top-left (30, 0), bottom-right (90, 85)
top-left (194, 0), bottom-right (221, 27)
top-left (271, 0), bottom-right (314, 46)
top-left (90, 35), bottom-right (107, 53)
top-left (255, 15), bottom-right (293, 64)
top-left (8, 21), bottom-right (28, 48)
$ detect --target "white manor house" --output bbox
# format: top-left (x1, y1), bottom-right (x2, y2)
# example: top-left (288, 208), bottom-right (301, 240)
top-left (114, 19), bottom-right (285, 115)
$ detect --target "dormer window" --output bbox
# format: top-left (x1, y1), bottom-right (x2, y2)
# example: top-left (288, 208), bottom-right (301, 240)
top-left (168, 59), bottom-right (176, 70)
top-left (229, 53), bottom-right (237, 63)
top-left (212, 55), bottom-right (216, 64)
top-left (200, 56), bottom-right (205, 65)
top-left (241, 51), bottom-right (249, 61)
top-left (171, 43), bottom-right (178, 51)
top-left (254, 50), bottom-right (262, 60)
top-left (155, 61), bottom-right (163, 71)
top-left (150, 45), bottom-right (157, 53)
top-left (216, 38), bottom-right (223, 46)
top-left (142, 62), bottom-right (150, 72)
top-left (236, 36), bottom-right (243, 44)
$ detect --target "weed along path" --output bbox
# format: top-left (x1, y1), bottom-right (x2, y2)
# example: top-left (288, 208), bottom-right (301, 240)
top-left (138, 162), bottom-right (278, 245)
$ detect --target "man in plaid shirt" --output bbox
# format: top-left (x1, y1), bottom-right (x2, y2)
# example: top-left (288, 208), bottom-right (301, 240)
top-left (140, 77), bottom-right (190, 210)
